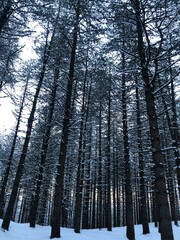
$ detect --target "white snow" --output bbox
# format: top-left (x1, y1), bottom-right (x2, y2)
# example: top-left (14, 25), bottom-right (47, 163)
top-left (0, 219), bottom-right (179, 240)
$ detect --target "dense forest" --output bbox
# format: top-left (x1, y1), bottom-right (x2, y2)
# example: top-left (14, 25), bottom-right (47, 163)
top-left (0, 0), bottom-right (179, 239)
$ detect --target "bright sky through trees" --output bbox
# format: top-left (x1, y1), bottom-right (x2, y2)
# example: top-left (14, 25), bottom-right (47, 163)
top-left (0, 93), bottom-right (15, 133)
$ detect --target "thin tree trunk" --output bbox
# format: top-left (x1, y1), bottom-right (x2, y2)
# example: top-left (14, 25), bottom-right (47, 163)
top-left (112, 134), bottom-right (117, 227)
top-left (74, 50), bottom-right (90, 233)
top-left (106, 82), bottom-right (112, 231)
top-left (0, 75), bottom-right (29, 218)
top-left (122, 52), bottom-right (135, 240)
top-left (97, 102), bottom-right (103, 229)
top-left (163, 135), bottom-right (178, 226)
top-left (116, 155), bottom-right (121, 227)
top-left (122, 184), bottom-right (126, 227)
top-left (29, 48), bottom-right (60, 228)
top-left (50, 2), bottom-right (80, 238)
top-left (169, 55), bottom-right (180, 194)
top-left (82, 123), bottom-right (92, 229)
top-left (73, 116), bottom-right (85, 233)
top-left (135, 78), bottom-right (150, 234)
top-left (91, 175), bottom-right (96, 229)
top-left (152, 191), bottom-right (158, 227)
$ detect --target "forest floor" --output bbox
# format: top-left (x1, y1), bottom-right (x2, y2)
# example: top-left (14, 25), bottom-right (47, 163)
top-left (0, 219), bottom-right (179, 239)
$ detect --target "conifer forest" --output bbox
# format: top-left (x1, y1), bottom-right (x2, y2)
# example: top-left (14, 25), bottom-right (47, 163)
top-left (0, 0), bottom-right (180, 239)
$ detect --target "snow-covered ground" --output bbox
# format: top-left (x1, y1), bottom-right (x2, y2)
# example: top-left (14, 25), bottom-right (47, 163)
top-left (0, 219), bottom-right (179, 240)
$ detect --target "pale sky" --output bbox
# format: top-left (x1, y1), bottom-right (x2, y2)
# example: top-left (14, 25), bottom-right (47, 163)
top-left (0, 95), bottom-right (15, 133)
top-left (0, 22), bottom-right (39, 133)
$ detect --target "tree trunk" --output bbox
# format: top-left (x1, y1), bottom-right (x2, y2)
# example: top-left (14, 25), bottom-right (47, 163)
top-left (121, 51), bottom-right (135, 239)
top-left (97, 102), bottom-right (103, 229)
top-left (74, 50), bottom-right (90, 233)
top-left (169, 55), bottom-right (180, 194)
top-left (135, 78), bottom-right (150, 234)
top-left (74, 119), bottom-right (85, 233)
top-left (91, 175), bottom-right (96, 229)
top-left (50, 2), bottom-right (80, 238)
top-left (29, 49), bottom-right (60, 228)
top-left (144, 84), bottom-right (173, 239)
top-left (132, 1), bottom-right (174, 238)
top-left (106, 82), bottom-right (112, 231)
top-left (82, 124), bottom-right (92, 229)
top-left (112, 134), bottom-right (117, 227)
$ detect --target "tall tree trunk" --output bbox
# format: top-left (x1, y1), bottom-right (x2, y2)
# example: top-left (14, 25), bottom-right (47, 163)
top-left (142, 33), bottom-right (174, 240)
top-left (106, 82), bottom-right (112, 231)
top-left (116, 152), bottom-right (121, 227)
top-left (1, 28), bottom-right (55, 231)
top-left (0, 75), bottom-right (29, 218)
top-left (91, 173), bottom-right (97, 229)
top-left (132, 1), bottom-right (174, 239)
top-left (97, 102), bottom-right (103, 229)
top-left (74, 50), bottom-right (90, 233)
top-left (29, 52), bottom-right (60, 228)
top-left (169, 55), bottom-right (180, 194)
top-left (73, 110), bottom-right (85, 233)
top-left (122, 71), bottom-right (135, 240)
top-left (82, 123), bottom-right (92, 229)
top-left (165, 148), bottom-right (178, 226)
top-left (50, 2), bottom-right (80, 238)
top-left (135, 78), bottom-right (150, 234)
top-left (112, 130), bottom-right (117, 227)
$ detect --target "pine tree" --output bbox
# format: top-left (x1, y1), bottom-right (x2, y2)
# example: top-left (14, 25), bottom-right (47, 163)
top-left (131, 0), bottom-right (174, 239)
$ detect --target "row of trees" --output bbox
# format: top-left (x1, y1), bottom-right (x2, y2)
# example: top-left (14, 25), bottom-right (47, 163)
top-left (0, 0), bottom-right (179, 239)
